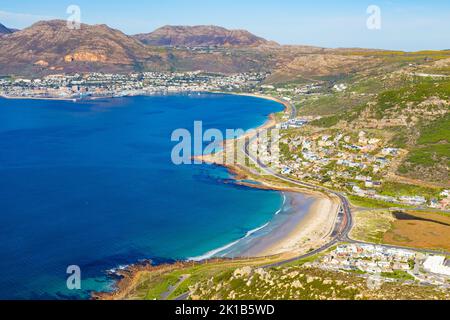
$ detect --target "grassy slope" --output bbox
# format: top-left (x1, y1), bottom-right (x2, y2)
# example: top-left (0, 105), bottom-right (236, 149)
top-left (399, 113), bottom-right (450, 175)
top-left (351, 210), bottom-right (395, 244)
top-left (121, 254), bottom-right (450, 300)
top-left (189, 264), bottom-right (449, 300)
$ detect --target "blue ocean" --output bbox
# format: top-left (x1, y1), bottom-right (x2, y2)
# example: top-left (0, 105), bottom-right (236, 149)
top-left (0, 94), bottom-right (284, 299)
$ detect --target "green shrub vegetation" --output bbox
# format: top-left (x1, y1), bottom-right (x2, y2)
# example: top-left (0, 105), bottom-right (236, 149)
top-left (379, 182), bottom-right (442, 200)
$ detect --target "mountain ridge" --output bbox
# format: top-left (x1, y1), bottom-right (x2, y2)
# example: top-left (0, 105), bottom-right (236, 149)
top-left (0, 19), bottom-right (423, 82)
top-left (134, 25), bottom-right (278, 47)
top-left (0, 20), bottom-right (173, 75)
top-left (0, 20), bottom-right (283, 76)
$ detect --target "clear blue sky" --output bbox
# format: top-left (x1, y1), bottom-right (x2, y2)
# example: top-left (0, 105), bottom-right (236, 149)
top-left (1, 0), bottom-right (449, 51)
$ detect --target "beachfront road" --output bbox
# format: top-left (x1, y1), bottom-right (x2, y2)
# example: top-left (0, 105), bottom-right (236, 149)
top-left (237, 100), bottom-right (352, 266)
top-left (243, 137), bottom-right (353, 267)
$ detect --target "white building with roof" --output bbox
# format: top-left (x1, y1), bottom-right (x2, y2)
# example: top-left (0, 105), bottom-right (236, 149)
top-left (423, 256), bottom-right (450, 276)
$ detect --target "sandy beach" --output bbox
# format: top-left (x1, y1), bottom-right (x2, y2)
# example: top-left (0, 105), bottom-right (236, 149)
top-left (252, 194), bottom-right (338, 257)
top-left (194, 93), bottom-right (340, 259)
top-left (217, 192), bottom-right (339, 258)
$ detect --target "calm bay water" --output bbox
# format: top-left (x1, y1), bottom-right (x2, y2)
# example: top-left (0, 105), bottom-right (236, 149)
top-left (0, 94), bottom-right (284, 299)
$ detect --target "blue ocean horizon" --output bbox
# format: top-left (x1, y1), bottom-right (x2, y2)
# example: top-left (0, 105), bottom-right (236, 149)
top-left (0, 94), bottom-right (284, 299)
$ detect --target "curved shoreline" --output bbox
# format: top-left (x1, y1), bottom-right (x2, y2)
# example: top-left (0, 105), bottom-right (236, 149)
top-left (193, 93), bottom-right (339, 258)
top-left (4, 92), bottom-right (337, 298)
top-left (93, 92), bottom-right (339, 299)
top-left (203, 191), bottom-right (338, 259)
top-left (188, 220), bottom-right (271, 261)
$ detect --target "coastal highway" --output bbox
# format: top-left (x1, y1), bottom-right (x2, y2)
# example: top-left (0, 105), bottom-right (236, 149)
top-left (240, 98), bottom-right (355, 266)
top-left (250, 99), bottom-right (354, 241)
top-left (243, 141), bottom-right (354, 268)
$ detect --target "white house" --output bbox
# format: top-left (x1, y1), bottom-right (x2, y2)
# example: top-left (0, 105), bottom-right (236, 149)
top-left (423, 256), bottom-right (450, 276)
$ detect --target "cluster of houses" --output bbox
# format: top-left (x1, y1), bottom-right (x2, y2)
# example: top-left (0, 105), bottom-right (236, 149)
top-left (261, 83), bottom-right (323, 95)
top-left (275, 131), bottom-right (390, 186)
top-left (313, 244), bottom-right (450, 288)
top-left (278, 118), bottom-right (309, 130)
top-left (264, 129), bottom-right (448, 210)
top-left (320, 244), bottom-right (415, 274)
top-left (353, 188), bottom-right (449, 209)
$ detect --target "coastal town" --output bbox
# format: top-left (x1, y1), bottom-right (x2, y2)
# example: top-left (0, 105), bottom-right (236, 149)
top-left (1, 71), bottom-right (449, 212)
top-left (252, 126), bottom-right (449, 210)
top-left (0, 71), bottom-right (266, 99)
top-left (309, 244), bottom-right (450, 289)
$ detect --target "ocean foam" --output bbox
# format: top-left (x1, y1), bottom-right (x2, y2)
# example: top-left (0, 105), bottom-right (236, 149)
top-left (188, 222), bottom-right (270, 261)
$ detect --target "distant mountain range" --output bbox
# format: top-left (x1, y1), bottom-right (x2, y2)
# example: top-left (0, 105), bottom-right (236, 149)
top-left (0, 19), bottom-right (391, 80)
top-left (0, 20), bottom-right (171, 75)
top-left (0, 20), bottom-right (287, 76)
top-left (134, 25), bottom-right (278, 47)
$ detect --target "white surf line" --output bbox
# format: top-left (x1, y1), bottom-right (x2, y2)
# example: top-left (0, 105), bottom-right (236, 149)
top-left (188, 222), bottom-right (271, 261)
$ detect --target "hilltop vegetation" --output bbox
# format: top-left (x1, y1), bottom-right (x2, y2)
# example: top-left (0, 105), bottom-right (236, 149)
top-left (398, 113), bottom-right (449, 182)
top-left (188, 265), bottom-right (450, 300)
top-left (367, 79), bottom-right (449, 120)
top-left (98, 256), bottom-right (450, 301)
top-left (362, 79), bottom-right (449, 184)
